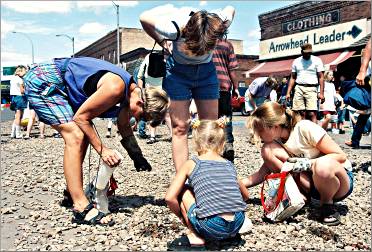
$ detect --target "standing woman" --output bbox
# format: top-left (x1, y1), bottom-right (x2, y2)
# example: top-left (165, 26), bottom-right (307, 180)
top-left (140, 5), bottom-right (235, 171)
top-left (9, 65), bottom-right (28, 139)
top-left (23, 57), bottom-right (169, 225)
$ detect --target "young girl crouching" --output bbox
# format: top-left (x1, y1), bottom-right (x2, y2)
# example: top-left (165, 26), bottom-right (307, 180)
top-left (165, 118), bottom-right (249, 250)
top-left (242, 102), bottom-right (353, 226)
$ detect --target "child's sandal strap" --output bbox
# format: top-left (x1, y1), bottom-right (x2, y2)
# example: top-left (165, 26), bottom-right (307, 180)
top-left (88, 211), bottom-right (106, 225)
top-left (73, 202), bottom-right (95, 220)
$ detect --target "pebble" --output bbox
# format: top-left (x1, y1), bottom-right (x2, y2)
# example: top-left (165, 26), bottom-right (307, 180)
top-left (0, 119), bottom-right (370, 251)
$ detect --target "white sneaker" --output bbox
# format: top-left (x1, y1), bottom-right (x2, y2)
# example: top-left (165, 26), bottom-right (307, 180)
top-left (239, 216), bottom-right (253, 234)
top-left (10, 124), bottom-right (16, 138)
top-left (15, 125), bottom-right (23, 139)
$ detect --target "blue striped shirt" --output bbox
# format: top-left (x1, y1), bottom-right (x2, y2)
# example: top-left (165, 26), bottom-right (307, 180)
top-left (189, 156), bottom-right (246, 218)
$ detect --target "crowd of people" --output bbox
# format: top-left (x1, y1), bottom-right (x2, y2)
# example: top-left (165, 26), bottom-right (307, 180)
top-left (6, 4), bottom-right (370, 250)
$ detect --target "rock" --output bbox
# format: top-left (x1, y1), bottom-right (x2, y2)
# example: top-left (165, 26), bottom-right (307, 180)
top-left (1, 119), bottom-right (371, 251)
top-left (286, 225), bottom-right (296, 233)
top-left (36, 175), bottom-right (47, 183)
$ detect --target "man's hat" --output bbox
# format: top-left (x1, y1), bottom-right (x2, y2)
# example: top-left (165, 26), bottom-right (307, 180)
top-left (301, 43), bottom-right (312, 53)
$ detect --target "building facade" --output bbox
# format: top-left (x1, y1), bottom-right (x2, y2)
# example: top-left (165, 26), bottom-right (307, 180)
top-left (76, 27), bottom-right (258, 87)
top-left (119, 49), bottom-right (258, 87)
top-left (248, 1), bottom-right (371, 83)
top-left (75, 28), bottom-right (245, 64)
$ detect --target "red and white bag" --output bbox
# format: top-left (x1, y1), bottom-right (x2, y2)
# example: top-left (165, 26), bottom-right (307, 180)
top-left (261, 171), bottom-right (305, 222)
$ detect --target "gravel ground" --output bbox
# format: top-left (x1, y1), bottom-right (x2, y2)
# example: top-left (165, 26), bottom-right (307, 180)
top-left (1, 116), bottom-right (371, 251)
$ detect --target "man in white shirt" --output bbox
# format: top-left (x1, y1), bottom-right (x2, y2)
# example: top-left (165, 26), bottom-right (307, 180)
top-left (286, 43), bottom-right (324, 123)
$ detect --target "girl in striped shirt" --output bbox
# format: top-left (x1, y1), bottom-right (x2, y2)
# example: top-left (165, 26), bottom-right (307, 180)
top-left (165, 118), bottom-right (249, 250)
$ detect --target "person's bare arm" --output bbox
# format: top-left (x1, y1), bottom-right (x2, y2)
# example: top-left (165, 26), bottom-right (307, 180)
top-left (317, 71), bottom-right (325, 103)
top-left (230, 70), bottom-right (240, 97)
top-left (286, 72), bottom-right (296, 101)
top-left (356, 38), bottom-right (371, 85)
top-left (314, 134), bottom-right (347, 164)
top-left (140, 12), bottom-right (168, 47)
top-left (238, 179), bottom-right (249, 201)
top-left (247, 91), bottom-right (256, 110)
top-left (20, 83), bottom-right (25, 95)
top-left (73, 73), bottom-right (124, 166)
top-left (241, 164), bottom-right (270, 188)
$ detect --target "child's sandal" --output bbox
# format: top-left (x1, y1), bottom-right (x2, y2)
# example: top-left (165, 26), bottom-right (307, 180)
top-left (72, 202), bottom-right (115, 226)
top-left (319, 204), bottom-right (341, 226)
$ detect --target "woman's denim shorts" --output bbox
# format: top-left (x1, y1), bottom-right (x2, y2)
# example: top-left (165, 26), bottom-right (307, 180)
top-left (10, 95), bottom-right (28, 111)
top-left (162, 56), bottom-right (219, 101)
top-left (187, 203), bottom-right (244, 241)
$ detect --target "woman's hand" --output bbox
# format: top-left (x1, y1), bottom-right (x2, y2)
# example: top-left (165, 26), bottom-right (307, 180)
top-left (101, 147), bottom-right (121, 167)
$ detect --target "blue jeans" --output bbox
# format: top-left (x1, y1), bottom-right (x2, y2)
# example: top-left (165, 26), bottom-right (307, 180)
top-left (187, 203), bottom-right (244, 241)
top-left (351, 113), bottom-right (370, 145)
top-left (138, 119), bottom-right (147, 137)
top-left (337, 108), bottom-right (346, 123)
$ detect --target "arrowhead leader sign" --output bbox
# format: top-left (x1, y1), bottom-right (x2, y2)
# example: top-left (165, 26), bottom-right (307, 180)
top-left (259, 19), bottom-right (368, 60)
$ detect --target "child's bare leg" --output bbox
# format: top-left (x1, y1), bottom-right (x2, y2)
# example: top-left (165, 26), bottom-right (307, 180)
top-left (39, 122), bottom-right (45, 138)
top-left (179, 188), bottom-right (205, 245)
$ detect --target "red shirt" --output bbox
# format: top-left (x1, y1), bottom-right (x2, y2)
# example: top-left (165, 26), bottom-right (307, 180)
top-left (212, 39), bottom-right (239, 91)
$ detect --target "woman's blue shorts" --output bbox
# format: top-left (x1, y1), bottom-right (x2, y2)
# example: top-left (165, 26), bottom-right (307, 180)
top-left (10, 95), bottom-right (28, 111)
top-left (162, 56), bottom-right (219, 101)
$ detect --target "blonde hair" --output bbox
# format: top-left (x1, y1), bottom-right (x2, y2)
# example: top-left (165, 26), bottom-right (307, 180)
top-left (14, 65), bottom-right (27, 77)
top-left (192, 120), bottom-right (225, 155)
top-left (143, 86), bottom-right (169, 127)
top-left (324, 71), bottom-right (334, 82)
top-left (246, 102), bottom-right (301, 145)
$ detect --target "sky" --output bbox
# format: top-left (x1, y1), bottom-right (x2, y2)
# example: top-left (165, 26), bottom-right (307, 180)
top-left (1, 0), bottom-right (298, 67)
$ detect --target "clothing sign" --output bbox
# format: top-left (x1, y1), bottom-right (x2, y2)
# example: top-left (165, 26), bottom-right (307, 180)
top-left (259, 19), bottom-right (368, 60)
top-left (282, 10), bottom-right (340, 34)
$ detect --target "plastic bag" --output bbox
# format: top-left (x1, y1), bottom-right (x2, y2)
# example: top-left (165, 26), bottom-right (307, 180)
top-left (261, 171), bottom-right (305, 222)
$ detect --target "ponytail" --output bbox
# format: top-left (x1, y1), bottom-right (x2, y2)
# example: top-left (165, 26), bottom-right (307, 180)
top-left (283, 107), bottom-right (301, 131)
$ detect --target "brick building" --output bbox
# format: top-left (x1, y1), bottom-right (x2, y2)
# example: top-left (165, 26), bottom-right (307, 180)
top-left (75, 27), bottom-right (258, 87)
top-left (75, 27), bottom-right (245, 63)
top-left (247, 1), bottom-right (371, 84)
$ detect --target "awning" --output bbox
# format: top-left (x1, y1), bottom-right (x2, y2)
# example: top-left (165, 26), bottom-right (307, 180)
top-left (246, 50), bottom-right (356, 78)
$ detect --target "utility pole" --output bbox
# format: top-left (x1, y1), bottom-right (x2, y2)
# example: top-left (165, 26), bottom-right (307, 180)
top-left (112, 1), bottom-right (120, 65)
top-left (56, 34), bottom-right (75, 57)
top-left (12, 31), bottom-right (34, 64)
